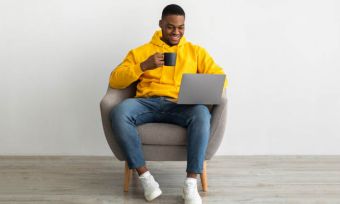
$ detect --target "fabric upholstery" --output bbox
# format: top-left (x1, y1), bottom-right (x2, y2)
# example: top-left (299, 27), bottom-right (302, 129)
top-left (138, 123), bottom-right (187, 146)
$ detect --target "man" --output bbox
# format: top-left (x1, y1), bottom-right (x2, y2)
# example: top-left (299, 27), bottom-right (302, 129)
top-left (109, 4), bottom-right (227, 204)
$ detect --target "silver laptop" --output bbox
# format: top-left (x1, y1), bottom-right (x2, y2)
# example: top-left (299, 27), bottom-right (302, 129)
top-left (177, 74), bottom-right (226, 104)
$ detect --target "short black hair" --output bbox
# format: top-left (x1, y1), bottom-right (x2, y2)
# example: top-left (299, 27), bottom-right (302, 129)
top-left (161, 4), bottom-right (185, 19)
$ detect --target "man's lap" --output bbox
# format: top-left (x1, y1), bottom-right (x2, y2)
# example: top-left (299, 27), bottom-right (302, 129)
top-left (111, 97), bottom-right (211, 127)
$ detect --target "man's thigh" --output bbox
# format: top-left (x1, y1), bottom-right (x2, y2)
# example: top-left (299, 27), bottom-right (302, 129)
top-left (111, 98), bottom-right (160, 125)
top-left (160, 102), bottom-right (211, 127)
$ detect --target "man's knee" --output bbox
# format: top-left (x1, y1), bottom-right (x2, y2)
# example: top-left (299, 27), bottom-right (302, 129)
top-left (190, 105), bottom-right (211, 123)
top-left (110, 98), bottom-right (136, 122)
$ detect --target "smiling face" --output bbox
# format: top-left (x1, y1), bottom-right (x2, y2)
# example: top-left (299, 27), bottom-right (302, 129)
top-left (159, 15), bottom-right (185, 46)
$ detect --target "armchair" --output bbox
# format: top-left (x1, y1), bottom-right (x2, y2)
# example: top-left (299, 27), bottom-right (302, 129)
top-left (100, 83), bottom-right (227, 192)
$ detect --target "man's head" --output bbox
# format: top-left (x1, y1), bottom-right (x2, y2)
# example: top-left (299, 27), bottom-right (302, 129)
top-left (159, 4), bottom-right (185, 46)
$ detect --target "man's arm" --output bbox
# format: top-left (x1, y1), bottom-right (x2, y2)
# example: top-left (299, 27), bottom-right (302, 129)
top-left (109, 50), bottom-right (144, 89)
top-left (197, 46), bottom-right (228, 88)
top-left (109, 51), bottom-right (164, 89)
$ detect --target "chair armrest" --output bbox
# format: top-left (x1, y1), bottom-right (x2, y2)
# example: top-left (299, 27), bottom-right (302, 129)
top-left (206, 95), bottom-right (228, 159)
top-left (100, 84), bottom-right (136, 160)
top-left (100, 84), bottom-right (136, 111)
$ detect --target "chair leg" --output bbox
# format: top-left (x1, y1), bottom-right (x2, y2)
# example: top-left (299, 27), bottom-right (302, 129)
top-left (124, 161), bottom-right (132, 192)
top-left (200, 160), bottom-right (208, 192)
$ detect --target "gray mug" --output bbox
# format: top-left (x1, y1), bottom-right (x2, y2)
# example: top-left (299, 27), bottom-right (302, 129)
top-left (164, 52), bottom-right (177, 66)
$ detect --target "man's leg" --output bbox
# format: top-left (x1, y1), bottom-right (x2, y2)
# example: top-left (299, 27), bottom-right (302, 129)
top-left (185, 105), bottom-right (211, 176)
top-left (110, 98), bottom-right (154, 170)
top-left (183, 105), bottom-right (210, 204)
top-left (162, 103), bottom-right (211, 175)
top-left (110, 98), bottom-right (162, 201)
top-left (161, 102), bottom-right (210, 204)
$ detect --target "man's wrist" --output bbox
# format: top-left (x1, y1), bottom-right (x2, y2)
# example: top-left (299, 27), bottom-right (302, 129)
top-left (140, 62), bottom-right (146, 72)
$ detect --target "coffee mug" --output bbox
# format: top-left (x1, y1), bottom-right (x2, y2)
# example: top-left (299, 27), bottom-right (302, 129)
top-left (164, 52), bottom-right (177, 66)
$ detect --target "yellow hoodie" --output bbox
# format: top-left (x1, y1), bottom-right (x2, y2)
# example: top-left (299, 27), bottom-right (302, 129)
top-left (109, 30), bottom-right (227, 99)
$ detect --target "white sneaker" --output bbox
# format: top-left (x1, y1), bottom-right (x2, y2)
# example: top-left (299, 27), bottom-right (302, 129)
top-left (182, 178), bottom-right (202, 204)
top-left (139, 171), bottom-right (162, 201)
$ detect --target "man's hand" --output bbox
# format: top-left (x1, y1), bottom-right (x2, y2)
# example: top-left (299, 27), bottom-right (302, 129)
top-left (140, 53), bottom-right (164, 71)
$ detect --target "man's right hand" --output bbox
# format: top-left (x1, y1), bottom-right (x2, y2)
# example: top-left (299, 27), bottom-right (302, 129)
top-left (140, 52), bottom-right (164, 71)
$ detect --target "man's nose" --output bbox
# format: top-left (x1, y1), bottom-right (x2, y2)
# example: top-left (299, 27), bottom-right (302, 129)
top-left (172, 28), bottom-right (180, 34)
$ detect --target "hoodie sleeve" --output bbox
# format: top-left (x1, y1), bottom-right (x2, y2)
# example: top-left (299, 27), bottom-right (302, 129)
top-left (109, 50), bottom-right (144, 89)
top-left (197, 46), bottom-right (228, 88)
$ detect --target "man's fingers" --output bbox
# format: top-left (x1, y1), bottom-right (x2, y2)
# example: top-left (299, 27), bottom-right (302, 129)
top-left (155, 58), bottom-right (164, 67)
top-left (155, 52), bottom-right (164, 59)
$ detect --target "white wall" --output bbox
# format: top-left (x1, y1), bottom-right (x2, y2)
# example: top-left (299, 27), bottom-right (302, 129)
top-left (1, 0), bottom-right (339, 155)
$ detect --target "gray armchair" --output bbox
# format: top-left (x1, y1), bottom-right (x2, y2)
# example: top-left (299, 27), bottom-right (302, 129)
top-left (100, 83), bottom-right (227, 192)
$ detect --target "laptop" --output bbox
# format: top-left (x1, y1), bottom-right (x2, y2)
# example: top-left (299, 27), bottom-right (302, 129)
top-left (177, 74), bottom-right (226, 104)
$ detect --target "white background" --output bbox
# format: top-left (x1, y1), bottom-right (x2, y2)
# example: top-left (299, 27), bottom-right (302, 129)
top-left (1, 0), bottom-right (339, 155)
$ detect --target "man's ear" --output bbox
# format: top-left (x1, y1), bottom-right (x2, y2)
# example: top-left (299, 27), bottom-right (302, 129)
top-left (159, 20), bottom-right (162, 28)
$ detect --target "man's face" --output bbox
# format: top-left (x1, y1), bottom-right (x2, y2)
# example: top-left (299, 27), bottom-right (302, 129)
top-left (159, 15), bottom-right (185, 46)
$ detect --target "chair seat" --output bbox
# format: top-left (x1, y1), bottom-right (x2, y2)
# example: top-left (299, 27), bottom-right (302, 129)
top-left (137, 123), bottom-right (187, 146)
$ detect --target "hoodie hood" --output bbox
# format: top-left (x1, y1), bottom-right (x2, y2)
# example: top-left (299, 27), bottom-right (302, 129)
top-left (150, 30), bottom-right (187, 48)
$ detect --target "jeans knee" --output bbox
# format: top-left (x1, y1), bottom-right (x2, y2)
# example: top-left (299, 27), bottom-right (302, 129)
top-left (110, 100), bottom-right (133, 123)
top-left (190, 105), bottom-right (211, 124)
top-left (110, 106), bottom-right (122, 123)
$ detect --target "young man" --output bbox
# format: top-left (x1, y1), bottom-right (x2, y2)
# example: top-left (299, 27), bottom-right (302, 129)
top-left (109, 4), bottom-right (227, 204)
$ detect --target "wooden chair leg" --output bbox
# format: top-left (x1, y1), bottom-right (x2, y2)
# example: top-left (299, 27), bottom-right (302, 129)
top-left (124, 161), bottom-right (132, 192)
top-left (200, 160), bottom-right (208, 192)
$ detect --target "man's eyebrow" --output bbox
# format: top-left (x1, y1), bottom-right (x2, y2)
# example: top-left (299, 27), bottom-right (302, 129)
top-left (167, 23), bottom-right (185, 27)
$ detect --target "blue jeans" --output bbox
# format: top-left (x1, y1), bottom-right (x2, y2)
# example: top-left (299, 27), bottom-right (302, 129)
top-left (110, 97), bottom-right (211, 174)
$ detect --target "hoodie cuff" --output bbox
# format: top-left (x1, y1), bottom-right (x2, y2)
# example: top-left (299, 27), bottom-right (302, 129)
top-left (133, 63), bottom-right (144, 78)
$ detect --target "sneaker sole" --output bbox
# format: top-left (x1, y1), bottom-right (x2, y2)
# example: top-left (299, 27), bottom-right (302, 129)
top-left (182, 192), bottom-right (202, 204)
top-left (145, 188), bottom-right (162, 201)
top-left (182, 198), bottom-right (202, 204)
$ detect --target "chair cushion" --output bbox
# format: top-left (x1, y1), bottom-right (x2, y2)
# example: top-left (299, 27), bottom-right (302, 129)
top-left (137, 123), bottom-right (187, 145)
